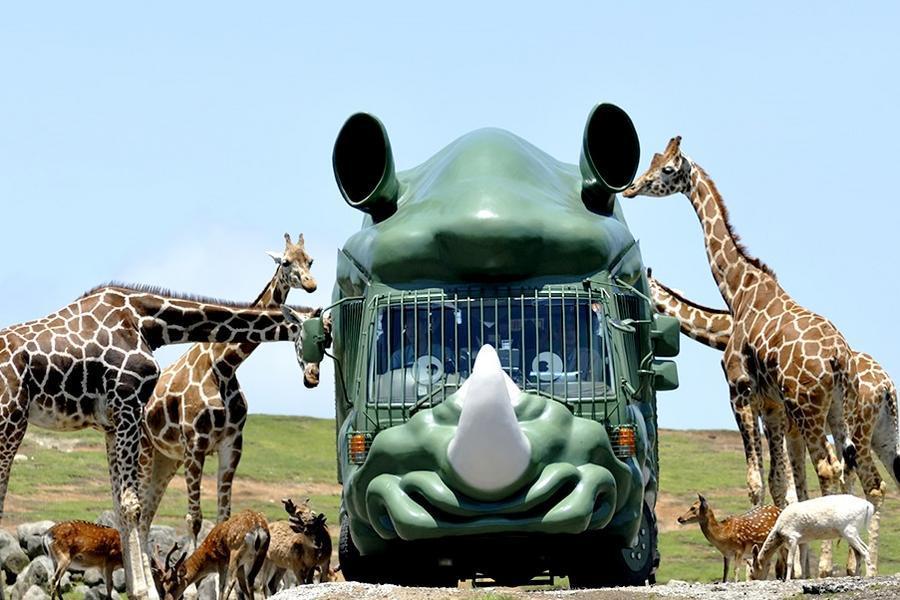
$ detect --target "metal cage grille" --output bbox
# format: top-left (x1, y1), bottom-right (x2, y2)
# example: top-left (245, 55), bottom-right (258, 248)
top-left (362, 288), bottom-right (624, 428)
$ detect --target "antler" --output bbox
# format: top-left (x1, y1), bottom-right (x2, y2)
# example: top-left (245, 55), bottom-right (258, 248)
top-left (164, 542), bottom-right (187, 571)
top-left (150, 544), bottom-right (166, 572)
top-left (283, 497), bottom-right (316, 534)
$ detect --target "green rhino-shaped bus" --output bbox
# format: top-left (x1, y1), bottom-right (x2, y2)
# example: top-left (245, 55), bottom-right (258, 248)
top-left (301, 103), bottom-right (680, 587)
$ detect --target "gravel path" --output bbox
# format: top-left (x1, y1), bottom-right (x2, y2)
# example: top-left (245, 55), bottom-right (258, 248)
top-left (270, 575), bottom-right (900, 600)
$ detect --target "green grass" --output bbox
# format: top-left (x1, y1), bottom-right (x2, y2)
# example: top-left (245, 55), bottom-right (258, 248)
top-left (5, 419), bottom-right (899, 586)
top-left (5, 415), bottom-right (339, 527)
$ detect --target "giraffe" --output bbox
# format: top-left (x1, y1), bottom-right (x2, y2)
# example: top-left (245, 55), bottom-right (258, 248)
top-left (141, 234), bottom-right (318, 545)
top-left (647, 272), bottom-right (899, 574)
top-left (623, 137), bottom-right (852, 532)
top-left (0, 284), bottom-right (315, 600)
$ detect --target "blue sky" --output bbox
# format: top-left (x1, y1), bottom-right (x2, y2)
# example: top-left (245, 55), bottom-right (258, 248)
top-left (1, 3), bottom-right (897, 430)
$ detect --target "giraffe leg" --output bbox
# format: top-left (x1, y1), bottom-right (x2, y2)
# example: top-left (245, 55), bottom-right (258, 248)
top-left (217, 434), bottom-right (244, 523)
top-left (855, 447), bottom-right (885, 576)
top-left (0, 391), bottom-right (28, 600)
top-left (723, 352), bottom-right (765, 506)
top-left (760, 401), bottom-right (790, 508)
top-left (108, 397), bottom-right (159, 600)
top-left (0, 394), bottom-right (29, 528)
top-left (785, 423), bottom-right (814, 578)
top-left (183, 442), bottom-right (208, 547)
top-left (141, 449), bottom-right (181, 533)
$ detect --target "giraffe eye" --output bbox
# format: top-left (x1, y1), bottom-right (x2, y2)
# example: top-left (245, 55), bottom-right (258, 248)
top-left (281, 259), bottom-right (291, 267)
top-left (662, 166), bottom-right (675, 175)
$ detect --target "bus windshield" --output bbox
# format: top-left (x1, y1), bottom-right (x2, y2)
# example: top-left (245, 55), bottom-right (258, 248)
top-left (369, 296), bottom-right (614, 407)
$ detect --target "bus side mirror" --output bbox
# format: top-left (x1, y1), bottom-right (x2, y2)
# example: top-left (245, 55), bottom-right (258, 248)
top-left (302, 317), bottom-right (328, 364)
top-left (651, 359), bottom-right (679, 391)
top-left (651, 314), bottom-right (680, 358)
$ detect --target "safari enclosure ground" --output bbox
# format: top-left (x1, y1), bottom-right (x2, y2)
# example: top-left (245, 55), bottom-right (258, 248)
top-left (5, 416), bottom-right (900, 598)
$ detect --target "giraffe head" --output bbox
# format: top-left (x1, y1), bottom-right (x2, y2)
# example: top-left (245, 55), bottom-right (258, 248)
top-left (622, 136), bottom-right (690, 198)
top-left (676, 493), bottom-right (708, 525)
top-left (282, 306), bottom-right (322, 371)
top-left (266, 233), bottom-right (317, 293)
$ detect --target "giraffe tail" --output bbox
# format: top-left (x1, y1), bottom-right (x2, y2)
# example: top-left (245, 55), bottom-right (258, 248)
top-left (885, 385), bottom-right (900, 486)
top-left (830, 355), bottom-right (858, 472)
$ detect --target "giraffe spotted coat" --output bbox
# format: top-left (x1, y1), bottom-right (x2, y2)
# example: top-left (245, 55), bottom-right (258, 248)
top-left (0, 284), bottom-right (313, 600)
top-left (141, 234), bottom-right (319, 542)
top-left (648, 272), bottom-right (899, 574)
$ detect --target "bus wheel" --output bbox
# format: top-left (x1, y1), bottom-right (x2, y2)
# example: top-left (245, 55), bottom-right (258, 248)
top-left (339, 517), bottom-right (381, 583)
top-left (568, 504), bottom-right (657, 588)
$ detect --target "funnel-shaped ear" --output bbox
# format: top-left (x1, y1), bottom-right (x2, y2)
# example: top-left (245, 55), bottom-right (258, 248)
top-left (580, 103), bottom-right (640, 214)
top-left (333, 112), bottom-right (399, 223)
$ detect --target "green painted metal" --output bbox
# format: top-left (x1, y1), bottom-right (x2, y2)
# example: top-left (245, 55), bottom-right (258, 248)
top-left (650, 314), bottom-right (681, 358)
top-left (343, 391), bottom-right (645, 554)
top-left (651, 359), bottom-right (679, 391)
top-left (301, 317), bottom-right (327, 363)
top-left (335, 105), bottom-right (643, 287)
top-left (325, 103), bottom-right (679, 569)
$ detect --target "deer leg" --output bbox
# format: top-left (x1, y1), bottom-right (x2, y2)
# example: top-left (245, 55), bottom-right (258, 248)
top-left (785, 538), bottom-right (800, 581)
top-left (843, 527), bottom-right (870, 577)
top-left (105, 564), bottom-right (115, 599)
top-left (183, 443), bottom-right (208, 547)
top-left (721, 554), bottom-right (730, 584)
top-left (319, 558), bottom-right (332, 583)
top-left (268, 567), bottom-right (286, 595)
top-left (219, 563), bottom-right (231, 600)
top-left (217, 433), bottom-right (244, 523)
top-left (49, 553), bottom-right (71, 600)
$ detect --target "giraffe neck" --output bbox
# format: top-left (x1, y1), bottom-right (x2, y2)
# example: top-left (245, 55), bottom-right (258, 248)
top-left (649, 276), bottom-right (733, 351)
top-left (208, 268), bottom-right (291, 368)
top-left (685, 159), bottom-right (771, 311)
top-left (124, 289), bottom-right (296, 349)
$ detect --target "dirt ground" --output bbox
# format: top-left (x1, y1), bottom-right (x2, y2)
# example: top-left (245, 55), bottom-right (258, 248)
top-left (271, 576), bottom-right (900, 600)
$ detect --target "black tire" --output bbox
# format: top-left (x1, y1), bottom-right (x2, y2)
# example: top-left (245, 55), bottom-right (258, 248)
top-left (568, 503), bottom-right (657, 588)
top-left (339, 517), bottom-right (381, 583)
top-left (340, 517), bottom-right (458, 586)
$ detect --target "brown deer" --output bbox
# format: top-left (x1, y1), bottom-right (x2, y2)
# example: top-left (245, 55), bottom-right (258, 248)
top-left (677, 494), bottom-right (781, 582)
top-left (156, 510), bottom-right (270, 600)
top-left (282, 498), bottom-right (332, 584)
top-left (43, 521), bottom-right (124, 600)
top-left (260, 521), bottom-right (319, 594)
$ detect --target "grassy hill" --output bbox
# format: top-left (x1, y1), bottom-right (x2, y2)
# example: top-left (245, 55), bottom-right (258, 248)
top-left (4, 416), bottom-right (898, 584)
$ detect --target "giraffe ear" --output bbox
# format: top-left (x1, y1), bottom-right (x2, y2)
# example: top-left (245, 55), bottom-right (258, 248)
top-left (266, 251), bottom-right (284, 265)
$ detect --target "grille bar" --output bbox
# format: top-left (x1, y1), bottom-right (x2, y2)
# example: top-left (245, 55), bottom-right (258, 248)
top-left (365, 289), bottom-right (628, 428)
